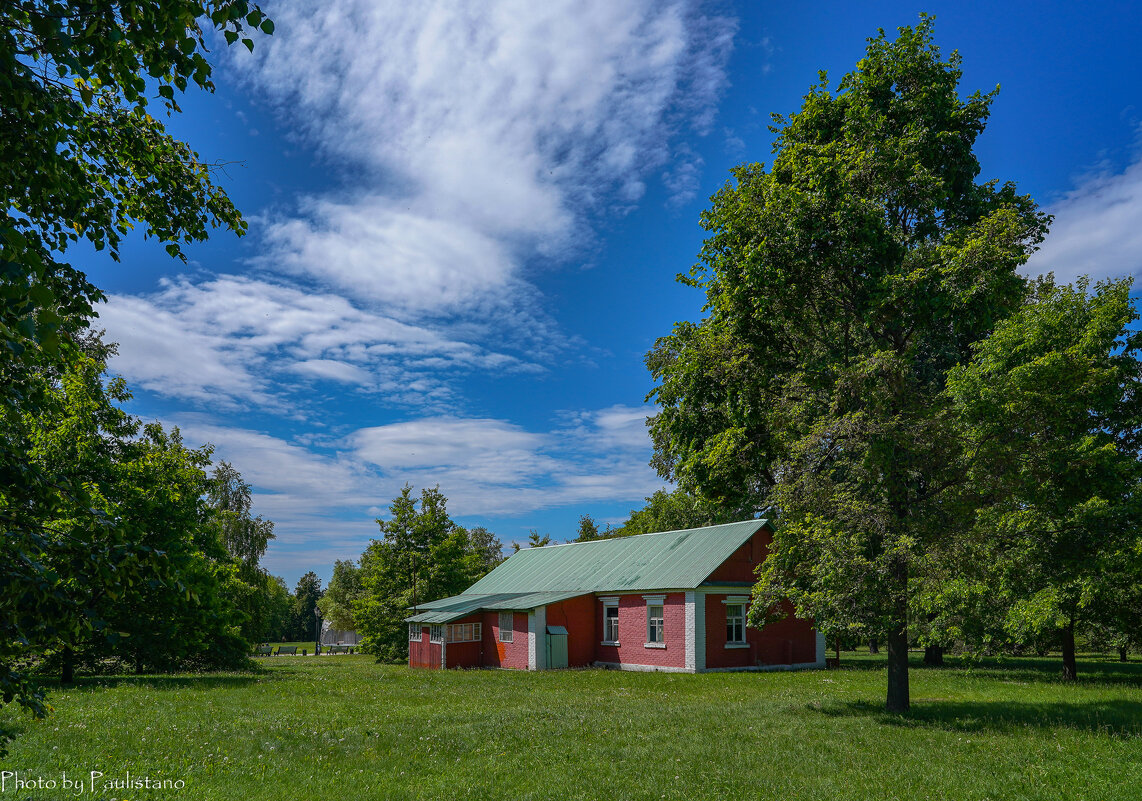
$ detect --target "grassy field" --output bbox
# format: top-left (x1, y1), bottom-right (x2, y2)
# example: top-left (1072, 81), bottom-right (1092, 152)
top-left (2, 654), bottom-right (1140, 800)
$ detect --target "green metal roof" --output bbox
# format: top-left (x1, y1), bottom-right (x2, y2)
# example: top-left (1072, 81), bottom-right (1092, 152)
top-left (404, 591), bottom-right (588, 623)
top-left (405, 519), bottom-right (768, 623)
top-left (468, 519), bottom-right (767, 595)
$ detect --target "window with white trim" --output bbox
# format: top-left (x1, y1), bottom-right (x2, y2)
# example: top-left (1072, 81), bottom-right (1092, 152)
top-left (409, 624), bottom-right (421, 642)
top-left (447, 622), bottom-right (482, 643)
top-left (647, 604), bottom-right (664, 644)
top-left (603, 603), bottom-right (619, 644)
top-left (726, 603), bottom-right (746, 644)
top-left (429, 625), bottom-right (444, 643)
top-left (498, 611), bottom-right (513, 643)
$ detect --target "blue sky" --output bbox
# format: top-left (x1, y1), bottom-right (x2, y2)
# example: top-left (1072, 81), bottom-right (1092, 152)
top-left (81, 1), bottom-right (1142, 587)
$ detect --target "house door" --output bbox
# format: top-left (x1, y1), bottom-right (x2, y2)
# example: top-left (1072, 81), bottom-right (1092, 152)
top-left (546, 625), bottom-right (569, 669)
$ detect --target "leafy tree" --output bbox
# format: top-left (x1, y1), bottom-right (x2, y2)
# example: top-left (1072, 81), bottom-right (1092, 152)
top-left (317, 560), bottom-right (363, 633)
top-left (573, 514), bottom-right (603, 542)
top-left (1, 0), bottom-right (271, 358)
top-left (202, 461), bottom-right (279, 645)
top-left (512, 529), bottom-right (553, 553)
top-left (648, 18), bottom-right (1047, 711)
top-left (206, 461), bottom-right (275, 566)
top-left (466, 525), bottom-right (505, 573)
top-left (261, 575), bottom-right (295, 642)
top-left (290, 571), bottom-right (324, 642)
top-left (5, 349), bottom-right (152, 698)
top-left (945, 278), bottom-right (1142, 679)
top-left (1, 0), bottom-right (270, 742)
top-left (10, 347), bottom-right (251, 687)
top-left (618, 489), bottom-right (744, 536)
top-left (354, 486), bottom-right (489, 662)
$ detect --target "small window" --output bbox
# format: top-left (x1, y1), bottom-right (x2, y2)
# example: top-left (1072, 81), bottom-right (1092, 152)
top-left (647, 604), bottom-right (664, 644)
top-left (498, 611), bottom-right (513, 643)
top-left (603, 605), bottom-right (619, 643)
top-left (429, 625), bottom-right (444, 643)
top-left (446, 623), bottom-right (482, 643)
top-left (726, 603), bottom-right (745, 644)
top-left (409, 624), bottom-right (421, 642)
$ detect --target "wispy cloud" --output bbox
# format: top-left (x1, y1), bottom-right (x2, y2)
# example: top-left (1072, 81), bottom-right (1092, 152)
top-left (1026, 143), bottom-right (1142, 286)
top-left (233, 0), bottom-right (734, 316)
top-left (173, 405), bottom-right (665, 577)
top-left (351, 405), bottom-right (663, 517)
top-left (99, 275), bottom-right (534, 411)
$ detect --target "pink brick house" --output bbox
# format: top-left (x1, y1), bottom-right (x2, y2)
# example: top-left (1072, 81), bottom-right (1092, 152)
top-left (406, 519), bottom-right (825, 672)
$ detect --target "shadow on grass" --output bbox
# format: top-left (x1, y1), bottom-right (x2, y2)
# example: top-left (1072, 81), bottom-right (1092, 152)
top-left (44, 671), bottom-right (269, 694)
top-left (833, 654), bottom-right (1142, 688)
top-left (813, 698), bottom-right (1142, 738)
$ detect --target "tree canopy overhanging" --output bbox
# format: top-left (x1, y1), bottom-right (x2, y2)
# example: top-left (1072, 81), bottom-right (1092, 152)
top-left (0, 0), bottom-right (272, 752)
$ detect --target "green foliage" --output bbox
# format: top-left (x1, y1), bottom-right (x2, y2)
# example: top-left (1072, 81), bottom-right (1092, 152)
top-left (205, 461), bottom-right (275, 566)
top-left (354, 486), bottom-right (492, 662)
top-left (942, 278), bottom-right (1142, 677)
top-left (466, 525), bottom-right (505, 573)
top-left (617, 489), bottom-right (745, 536)
top-left (260, 575), bottom-right (294, 642)
top-left (288, 572), bottom-right (323, 642)
top-left (573, 513), bottom-right (604, 542)
top-left (317, 560), bottom-right (362, 633)
top-left (1, 347), bottom-right (150, 732)
top-left (0, 0), bottom-right (271, 746)
top-left (201, 460), bottom-right (281, 645)
top-left (649, 17), bottom-right (1048, 711)
top-left (1, 0), bottom-right (271, 359)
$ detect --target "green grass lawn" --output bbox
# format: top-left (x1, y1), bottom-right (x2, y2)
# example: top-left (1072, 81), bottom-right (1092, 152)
top-left (2, 654), bottom-right (1140, 800)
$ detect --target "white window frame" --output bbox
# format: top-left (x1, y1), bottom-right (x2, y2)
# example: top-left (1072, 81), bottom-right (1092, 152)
top-left (446, 622), bottom-right (482, 643)
top-left (409, 623), bottom-right (421, 642)
top-left (601, 597), bottom-right (619, 645)
top-left (429, 624), bottom-right (444, 644)
top-left (498, 611), bottom-right (514, 643)
top-left (723, 596), bottom-right (749, 648)
top-left (644, 594), bottom-right (665, 648)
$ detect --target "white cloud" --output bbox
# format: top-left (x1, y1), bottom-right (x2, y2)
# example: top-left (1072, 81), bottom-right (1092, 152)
top-left (171, 406), bottom-right (665, 579)
top-left (352, 405), bottom-right (662, 516)
top-left (1026, 148), bottom-right (1142, 285)
top-left (98, 275), bottom-right (534, 410)
top-left (233, 0), bottom-right (734, 314)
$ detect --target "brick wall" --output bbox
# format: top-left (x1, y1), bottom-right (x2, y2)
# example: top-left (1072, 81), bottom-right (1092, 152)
top-left (482, 611), bottom-right (529, 669)
top-left (595, 592), bottom-right (687, 670)
top-left (705, 594), bottom-right (817, 669)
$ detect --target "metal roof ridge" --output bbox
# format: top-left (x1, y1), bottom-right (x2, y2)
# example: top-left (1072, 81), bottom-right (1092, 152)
top-left (529, 517), bottom-right (768, 549)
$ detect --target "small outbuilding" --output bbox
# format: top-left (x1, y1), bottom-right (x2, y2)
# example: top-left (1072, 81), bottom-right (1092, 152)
top-left (406, 519), bottom-right (824, 672)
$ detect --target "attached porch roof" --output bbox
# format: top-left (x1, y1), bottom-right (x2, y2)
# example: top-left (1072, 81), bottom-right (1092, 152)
top-left (405, 590), bottom-right (588, 624)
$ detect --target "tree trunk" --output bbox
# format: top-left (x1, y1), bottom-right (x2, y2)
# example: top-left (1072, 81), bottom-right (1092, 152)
top-left (868, 638), bottom-right (879, 654)
top-left (886, 627), bottom-right (910, 713)
top-left (1119, 646), bottom-right (1129, 662)
top-left (835, 635), bottom-right (841, 664)
top-left (1061, 621), bottom-right (1077, 681)
top-left (61, 647), bottom-right (74, 685)
top-left (923, 645), bottom-right (944, 666)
